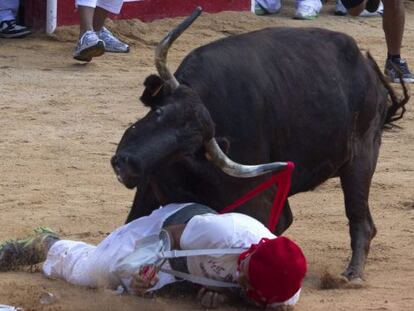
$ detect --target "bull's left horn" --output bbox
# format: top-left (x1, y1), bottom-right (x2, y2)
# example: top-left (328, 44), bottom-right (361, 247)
top-left (155, 7), bottom-right (202, 89)
top-left (204, 139), bottom-right (288, 178)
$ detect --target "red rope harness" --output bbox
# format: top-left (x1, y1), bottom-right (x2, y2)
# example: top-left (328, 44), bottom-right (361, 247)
top-left (219, 162), bottom-right (295, 233)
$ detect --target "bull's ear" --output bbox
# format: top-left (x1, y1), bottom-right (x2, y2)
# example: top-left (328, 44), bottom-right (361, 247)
top-left (140, 74), bottom-right (171, 108)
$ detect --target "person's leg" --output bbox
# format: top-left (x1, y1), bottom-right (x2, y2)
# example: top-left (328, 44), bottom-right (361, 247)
top-left (94, 0), bottom-right (129, 53)
top-left (78, 5), bottom-right (95, 36)
top-left (254, 0), bottom-right (282, 15)
top-left (0, 0), bottom-right (18, 22)
top-left (0, 0), bottom-right (31, 38)
top-left (0, 227), bottom-right (59, 271)
top-left (334, 0), bottom-right (349, 16)
top-left (346, 0), bottom-right (366, 15)
top-left (74, 1), bottom-right (105, 61)
top-left (44, 235), bottom-right (128, 288)
top-left (341, 0), bottom-right (381, 15)
top-left (383, 0), bottom-right (404, 56)
top-left (336, 0), bottom-right (383, 17)
top-left (93, 5), bottom-right (108, 31)
top-left (294, 0), bottom-right (323, 20)
top-left (359, 1), bottom-right (383, 17)
top-left (43, 240), bottom-right (105, 287)
top-left (44, 212), bottom-right (168, 289)
top-left (382, 0), bottom-right (414, 83)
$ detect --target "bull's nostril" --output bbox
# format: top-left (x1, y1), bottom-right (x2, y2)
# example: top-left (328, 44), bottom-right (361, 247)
top-left (111, 155), bottom-right (118, 167)
top-left (111, 154), bottom-right (129, 169)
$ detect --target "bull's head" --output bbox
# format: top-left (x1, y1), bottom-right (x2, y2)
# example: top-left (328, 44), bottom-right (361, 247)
top-left (111, 7), bottom-right (287, 190)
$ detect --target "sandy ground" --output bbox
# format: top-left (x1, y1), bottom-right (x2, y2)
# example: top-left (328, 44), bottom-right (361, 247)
top-left (0, 1), bottom-right (413, 310)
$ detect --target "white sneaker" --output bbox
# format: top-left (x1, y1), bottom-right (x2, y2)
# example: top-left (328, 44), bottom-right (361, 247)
top-left (335, 0), bottom-right (383, 16)
top-left (334, 0), bottom-right (347, 16)
top-left (359, 1), bottom-right (383, 16)
top-left (295, 3), bottom-right (321, 20)
top-left (73, 30), bottom-right (105, 62)
top-left (96, 27), bottom-right (129, 53)
top-left (0, 20), bottom-right (31, 38)
top-left (254, 0), bottom-right (282, 15)
top-left (254, 2), bottom-right (270, 15)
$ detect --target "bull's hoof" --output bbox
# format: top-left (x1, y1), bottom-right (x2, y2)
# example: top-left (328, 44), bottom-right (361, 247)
top-left (338, 275), bottom-right (365, 289)
top-left (319, 270), bottom-right (366, 289)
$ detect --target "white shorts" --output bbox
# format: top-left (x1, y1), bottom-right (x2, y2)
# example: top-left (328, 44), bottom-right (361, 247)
top-left (76, 0), bottom-right (124, 14)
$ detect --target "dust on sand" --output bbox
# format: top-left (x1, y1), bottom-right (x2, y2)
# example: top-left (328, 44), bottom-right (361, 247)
top-left (0, 1), bottom-right (414, 310)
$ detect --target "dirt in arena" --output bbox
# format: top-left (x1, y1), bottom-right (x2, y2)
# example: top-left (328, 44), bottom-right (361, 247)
top-left (0, 1), bottom-right (413, 310)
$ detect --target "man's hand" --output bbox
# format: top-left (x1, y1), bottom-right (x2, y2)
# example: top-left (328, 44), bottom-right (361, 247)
top-left (197, 287), bottom-right (227, 309)
top-left (130, 264), bottom-right (159, 296)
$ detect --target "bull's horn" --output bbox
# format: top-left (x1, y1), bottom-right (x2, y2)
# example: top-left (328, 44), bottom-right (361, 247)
top-left (204, 139), bottom-right (288, 178)
top-left (155, 7), bottom-right (202, 89)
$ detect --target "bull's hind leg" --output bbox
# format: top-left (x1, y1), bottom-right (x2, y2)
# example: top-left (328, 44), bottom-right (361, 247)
top-left (339, 142), bottom-right (379, 282)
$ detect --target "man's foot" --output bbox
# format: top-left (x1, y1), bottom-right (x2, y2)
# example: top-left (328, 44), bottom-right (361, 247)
top-left (254, 2), bottom-right (270, 15)
top-left (0, 20), bottom-right (31, 38)
top-left (0, 227), bottom-right (59, 271)
top-left (334, 0), bottom-right (347, 16)
top-left (96, 27), bottom-right (129, 53)
top-left (73, 30), bottom-right (105, 62)
top-left (335, 0), bottom-right (382, 16)
top-left (294, 3), bottom-right (321, 20)
top-left (384, 58), bottom-right (414, 83)
top-left (365, 0), bottom-right (380, 13)
top-left (360, 1), bottom-right (383, 16)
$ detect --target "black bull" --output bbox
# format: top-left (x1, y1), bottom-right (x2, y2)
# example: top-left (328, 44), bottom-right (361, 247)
top-left (111, 12), bottom-right (408, 282)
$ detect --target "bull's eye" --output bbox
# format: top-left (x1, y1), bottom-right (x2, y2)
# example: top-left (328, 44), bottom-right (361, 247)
top-left (154, 108), bottom-right (163, 118)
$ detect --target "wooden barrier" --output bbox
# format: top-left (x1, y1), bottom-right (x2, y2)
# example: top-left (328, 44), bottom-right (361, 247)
top-left (24, 0), bottom-right (250, 29)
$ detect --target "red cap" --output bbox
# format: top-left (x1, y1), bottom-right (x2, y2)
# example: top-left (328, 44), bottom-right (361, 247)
top-left (239, 237), bottom-right (307, 305)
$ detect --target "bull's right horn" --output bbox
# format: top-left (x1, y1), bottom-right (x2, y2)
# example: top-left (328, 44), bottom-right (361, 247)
top-left (155, 7), bottom-right (202, 89)
top-left (204, 139), bottom-right (288, 178)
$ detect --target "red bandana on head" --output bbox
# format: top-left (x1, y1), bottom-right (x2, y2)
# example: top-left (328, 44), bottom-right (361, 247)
top-left (237, 237), bottom-right (307, 306)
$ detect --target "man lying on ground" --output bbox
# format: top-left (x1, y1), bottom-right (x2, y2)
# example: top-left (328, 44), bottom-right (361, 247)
top-left (0, 203), bottom-right (307, 309)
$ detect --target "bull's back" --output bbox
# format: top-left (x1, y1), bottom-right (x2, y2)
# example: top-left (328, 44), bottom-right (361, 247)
top-left (177, 27), bottom-right (367, 106)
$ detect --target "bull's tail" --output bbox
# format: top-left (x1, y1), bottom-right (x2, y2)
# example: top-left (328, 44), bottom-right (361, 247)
top-left (366, 51), bottom-right (410, 127)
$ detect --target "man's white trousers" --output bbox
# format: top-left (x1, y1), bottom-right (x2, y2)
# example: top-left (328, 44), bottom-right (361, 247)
top-left (76, 0), bottom-right (124, 14)
top-left (43, 203), bottom-right (193, 292)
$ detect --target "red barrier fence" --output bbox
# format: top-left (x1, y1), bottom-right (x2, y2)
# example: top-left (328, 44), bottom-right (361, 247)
top-left (24, 0), bottom-right (250, 29)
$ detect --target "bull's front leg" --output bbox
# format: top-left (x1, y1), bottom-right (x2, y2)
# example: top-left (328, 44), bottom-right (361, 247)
top-left (275, 200), bottom-right (293, 235)
top-left (126, 186), bottom-right (159, 223)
